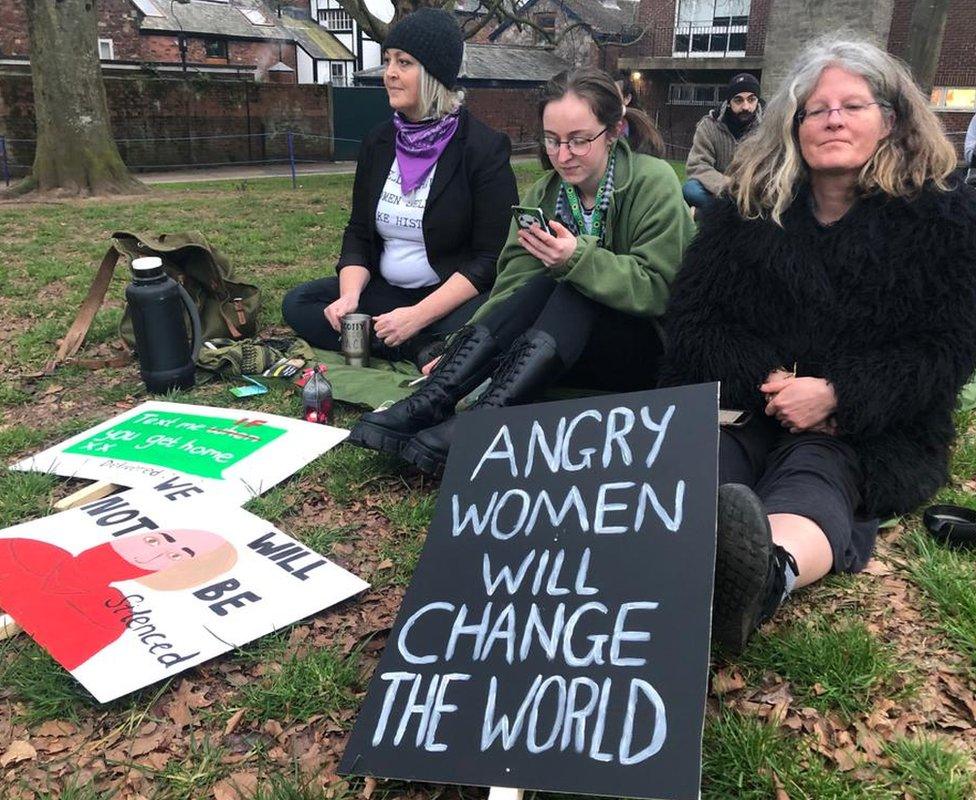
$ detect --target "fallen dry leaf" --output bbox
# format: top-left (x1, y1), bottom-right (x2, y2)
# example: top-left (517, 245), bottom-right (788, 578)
top-left (1, 740), bottom-right (36, 767)
top-left (712, 669), bottom-right (747, 694)
top-left (213, 771), bottom-right (258, 800)
top-left (224, 709), bottom-right (246, 736)
top-left (860, 559), bottom-right (891, 576)
top-left (35, 721), bottom-right (77, 737)
top-left (129, 732), bottom-right (166, 758)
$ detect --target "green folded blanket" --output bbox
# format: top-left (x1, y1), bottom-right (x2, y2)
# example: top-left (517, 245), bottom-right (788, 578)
top-left (311, 349), bottom-right (421, 409)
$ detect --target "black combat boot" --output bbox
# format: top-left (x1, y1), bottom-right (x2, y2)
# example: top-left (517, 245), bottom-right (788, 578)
top-left (346, 325), bottom-right (498, 456)
top-left (712, 483), bottom-right (799, 653)
top-left (400, 329), bottom-right (563, 475)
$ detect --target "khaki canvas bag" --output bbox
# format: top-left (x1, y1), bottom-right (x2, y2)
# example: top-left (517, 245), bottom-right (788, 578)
top-left (47, 231), bottom-right (262, 373)
top-left (115, 231), bottom-right (261, 349)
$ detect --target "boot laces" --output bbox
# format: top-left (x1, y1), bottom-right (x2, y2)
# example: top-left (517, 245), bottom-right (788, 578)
top-left (474, 336), bottom-right (540, 410)
top-left (758, 545), bottom-right (798, 625)
top-left (430, 326), bottom-right (481, 384)
top-left (389, 327), bottom-right (478, 416)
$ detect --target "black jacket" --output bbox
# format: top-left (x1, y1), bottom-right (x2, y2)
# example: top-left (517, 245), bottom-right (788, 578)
top-left (337, 107), bottom-right (519, 293)
top-left (660, 181), bottom-right (976, 517)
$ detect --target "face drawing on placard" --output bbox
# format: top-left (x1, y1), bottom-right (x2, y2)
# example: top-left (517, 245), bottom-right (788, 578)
top-left (112, 529), bottom-right (238, 591)
top-left (0, 529), bottom-right (237, 672)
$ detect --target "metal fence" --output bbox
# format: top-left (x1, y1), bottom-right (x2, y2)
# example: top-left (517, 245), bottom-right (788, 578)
top-left (0, 130), bottom-right (353, 188)
top-left (0, 131), bottom-right (546, 187)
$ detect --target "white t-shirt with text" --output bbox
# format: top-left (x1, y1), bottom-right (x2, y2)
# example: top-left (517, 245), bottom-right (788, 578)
top-left (375, 161), bottom-right (440, 288)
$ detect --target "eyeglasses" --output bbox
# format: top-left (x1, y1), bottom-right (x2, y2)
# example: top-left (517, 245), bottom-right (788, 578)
top-left (542, 127), bottom-right (608, 156)
top-left (796, 101), bottom-right (889, 124)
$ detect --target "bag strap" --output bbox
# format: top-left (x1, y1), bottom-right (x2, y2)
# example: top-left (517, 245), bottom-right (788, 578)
top-left (219, 304), bottom-right (243, 339)
top-left (45, 247), bottom-right (120, 374)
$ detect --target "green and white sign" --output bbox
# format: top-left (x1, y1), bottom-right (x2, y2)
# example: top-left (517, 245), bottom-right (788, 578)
top-left (13, 401), bottom-right (347, 505)
top-left (65, 409), bottom-right (288, 480)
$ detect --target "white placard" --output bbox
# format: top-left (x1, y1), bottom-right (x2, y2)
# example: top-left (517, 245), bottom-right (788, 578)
top-left (11, 401), bottom-right (347, 505)
top-left (0, 488), bottom-right (368, 703)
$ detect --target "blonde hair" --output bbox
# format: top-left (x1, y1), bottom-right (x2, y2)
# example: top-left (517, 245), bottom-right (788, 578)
top-left (137, 542), bottom-right (237, 591)
top-left (417, 61), bottom-right (464, 119)
top-left (729, 35), bottom-right (957, 225)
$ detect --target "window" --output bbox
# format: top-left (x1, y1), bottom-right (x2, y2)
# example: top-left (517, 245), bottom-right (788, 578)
top-left (319, 9), bottom-right (353, 32)
top-left (130, 0), bottom-right (164, 17)
top-left (535, 12), bottom-right (556, 40)
top-left (204, 38), bottom-right (228, 59)
top-left (674, 0), bottom-right (750, 57)
top-left (668, 83), bottom-right (724, 106)
top-left (98, 39), bottom-right (115, 60)
top-left (331, 62), bottom-right (346, 79)
top-left (239, 8), bottom-right (273, 26)
top-left (931, 87), bottom-right (976, 110)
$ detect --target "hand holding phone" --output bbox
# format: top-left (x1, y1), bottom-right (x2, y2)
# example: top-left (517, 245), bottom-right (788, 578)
top-left (511, 205), bottom-right (552, 236)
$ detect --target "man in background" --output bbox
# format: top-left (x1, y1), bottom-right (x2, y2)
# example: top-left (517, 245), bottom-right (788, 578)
top-left (964, 110), bottom-right (976, 185)
top-left (683, 73), bottom-right (763, 211)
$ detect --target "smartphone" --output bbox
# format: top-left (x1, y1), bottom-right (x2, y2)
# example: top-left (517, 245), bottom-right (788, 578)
top-left (512, 205), bottom-right (552, 235)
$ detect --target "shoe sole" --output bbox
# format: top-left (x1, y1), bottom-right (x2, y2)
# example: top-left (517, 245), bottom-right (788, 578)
top-left (346, 420), bottom-right (414, 457)
top-left (401, 437), bottom-right (446, 477)
top-left (713, 484), bottom-right (772, 654)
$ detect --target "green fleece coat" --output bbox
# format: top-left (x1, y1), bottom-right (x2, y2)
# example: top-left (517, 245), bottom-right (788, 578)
top-left (471, 141), bottom-right (694, 323)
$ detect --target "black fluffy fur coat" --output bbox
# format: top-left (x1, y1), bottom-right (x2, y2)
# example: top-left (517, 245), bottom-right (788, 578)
top-left (660, 179), bottom-right (976, 517)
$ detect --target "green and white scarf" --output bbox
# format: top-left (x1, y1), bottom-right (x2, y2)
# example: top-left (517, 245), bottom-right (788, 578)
top-left (554, 144), bottom-right (617, 246)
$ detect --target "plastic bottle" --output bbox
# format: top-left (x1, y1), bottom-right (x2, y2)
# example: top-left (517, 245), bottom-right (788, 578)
top-left (302, 365), bottom-right (334, 424)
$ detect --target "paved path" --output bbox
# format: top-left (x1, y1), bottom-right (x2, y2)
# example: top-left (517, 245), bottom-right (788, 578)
top-left (137, 154), bottom-right (538, 185)
top-left (139, 162), bottom-right (357, 184)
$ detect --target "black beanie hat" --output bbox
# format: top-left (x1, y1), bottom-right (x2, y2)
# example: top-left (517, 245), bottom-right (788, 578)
top-left (725, 72), bottom-right (761, 101)
top-left (383, 8), bottom-right (464, 90)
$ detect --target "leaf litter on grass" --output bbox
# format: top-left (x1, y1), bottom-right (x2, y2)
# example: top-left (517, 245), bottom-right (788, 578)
top-left (3, 173), bottom-right (976, 798)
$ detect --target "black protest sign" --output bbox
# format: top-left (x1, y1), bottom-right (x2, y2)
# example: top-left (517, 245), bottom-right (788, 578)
top-left (341, 384), bottom-right (719, 799)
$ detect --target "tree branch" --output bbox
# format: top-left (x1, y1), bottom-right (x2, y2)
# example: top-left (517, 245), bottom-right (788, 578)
top-left (338, 0), bottom-right (390, 43)
top-left (457, 0), bottom-right (508, 41)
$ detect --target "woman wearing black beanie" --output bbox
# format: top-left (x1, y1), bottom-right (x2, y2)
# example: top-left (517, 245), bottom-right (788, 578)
top-left (283, 8), bottom-right (518, 365)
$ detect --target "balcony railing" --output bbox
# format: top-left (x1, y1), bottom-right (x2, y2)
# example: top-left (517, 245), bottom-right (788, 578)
top-left (672, 23), bottom-right (749, 58)
top-left (635, 21), bottom-right (767, 60)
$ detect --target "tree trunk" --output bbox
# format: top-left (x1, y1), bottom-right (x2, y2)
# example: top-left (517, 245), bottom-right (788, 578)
top-left (17, 0), bottom-right (144, 196)
top-left (904, 0), bottom-right (950, 96)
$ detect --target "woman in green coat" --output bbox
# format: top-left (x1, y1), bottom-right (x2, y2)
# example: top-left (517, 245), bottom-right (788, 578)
top-left (349, 67), bottom-right (694, 474)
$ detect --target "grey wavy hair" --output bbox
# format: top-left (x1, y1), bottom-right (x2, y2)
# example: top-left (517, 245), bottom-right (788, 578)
top-left (728, 34), bottom-right (957, 225)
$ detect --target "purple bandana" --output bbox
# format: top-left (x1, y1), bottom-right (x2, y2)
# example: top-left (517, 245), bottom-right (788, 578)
top-left (392, 110), bottom-right (460, 194)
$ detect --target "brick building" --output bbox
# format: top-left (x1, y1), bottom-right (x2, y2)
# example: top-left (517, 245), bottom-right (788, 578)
top-left (355, 42), bottom-right (569, 148)
top-left (470, 0), bottom-right (642, 72)
top-left (620, 0), bottom-right (976, 159)
top-left (0, 0), bottom-right (355, 85)
top-left (309, 0), bottom-right (384, 77)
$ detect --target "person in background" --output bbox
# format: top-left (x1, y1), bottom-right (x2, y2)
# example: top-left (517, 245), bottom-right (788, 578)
top-left (616, 75), bottom-right (638, 108)
top-left (964, 109), bottom-right (976, 185)
top-left (282, 8), bottom-right (518, 366)
top-left (683, 73), bottom-right (763, 211)
top-left (661, 37), bottom-right (976, 653)
top-left (349, 68), bottom-right (693, 474)
top-left (965, 109), bottom-right (976, 166)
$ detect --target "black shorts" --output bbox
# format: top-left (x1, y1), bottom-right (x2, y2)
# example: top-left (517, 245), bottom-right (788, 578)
top-left (720, 417), bottom-right (880, 573)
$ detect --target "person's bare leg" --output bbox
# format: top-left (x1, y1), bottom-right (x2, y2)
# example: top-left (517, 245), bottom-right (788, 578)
top-left (769, 513), bottom-right (833, 588)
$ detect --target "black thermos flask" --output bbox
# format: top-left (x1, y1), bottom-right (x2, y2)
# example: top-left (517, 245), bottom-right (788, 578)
top-left (125, 256), bottom-right (202, 394)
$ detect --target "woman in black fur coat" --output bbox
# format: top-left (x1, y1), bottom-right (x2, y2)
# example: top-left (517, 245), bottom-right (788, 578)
top-left (660, 36), bottom-right (976, 652)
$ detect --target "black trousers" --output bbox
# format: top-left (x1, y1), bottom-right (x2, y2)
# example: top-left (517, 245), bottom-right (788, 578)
top-left (480, 273), bottom-right (663, 392)
top-left (719, 416), bottom-right (880, 573)
top-left (282, 275), bottom-right (486, 360)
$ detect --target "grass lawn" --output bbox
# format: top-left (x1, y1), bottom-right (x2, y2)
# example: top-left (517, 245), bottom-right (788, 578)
top-left (1, 161), bottom-right (975, 799)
